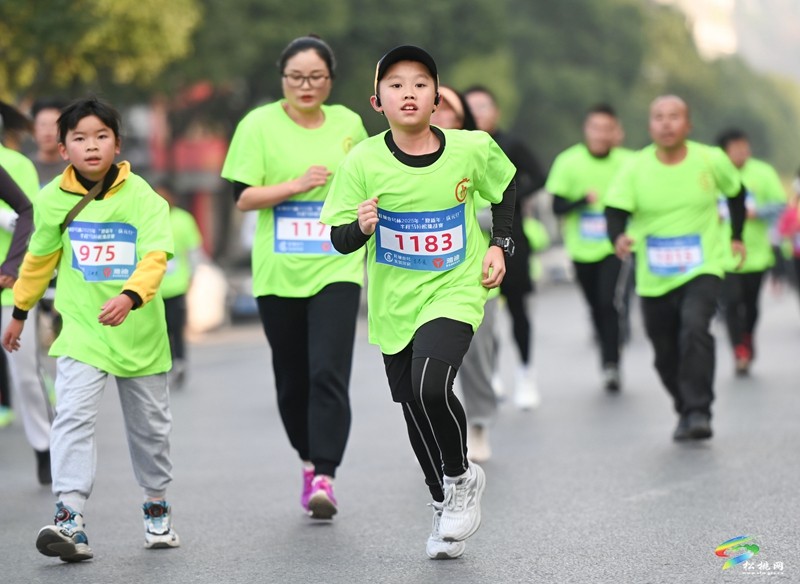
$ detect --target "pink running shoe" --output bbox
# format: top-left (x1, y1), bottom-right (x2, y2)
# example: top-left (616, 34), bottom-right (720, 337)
top-left (307, 475), bottom-right (337, 520)
top-left (301, 468), bottom-right (315, 511)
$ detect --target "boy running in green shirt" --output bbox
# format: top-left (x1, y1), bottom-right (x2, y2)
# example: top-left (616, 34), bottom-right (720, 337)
top-left (2, 97), bottom-right (179, 562)
top-left (321, 46), bottom-right (516, 559)
top-left (605, 95), bottom-right (746, 442)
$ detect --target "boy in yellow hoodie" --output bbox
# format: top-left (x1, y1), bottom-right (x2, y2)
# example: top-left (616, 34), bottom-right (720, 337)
top-left (2, 97), bottom-right (179, 562)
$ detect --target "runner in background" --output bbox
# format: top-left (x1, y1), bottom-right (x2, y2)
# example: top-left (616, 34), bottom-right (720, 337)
top-left (464, 86), bottom-right (546, 410)
top-left (221, 35), bottom-right (368, 520)
top-left (605, 95), bottom-right (746, 442)
top-left (716, 129), bottom-right (787, 376)
top-left (777, 169), bottom-right (800, 306)
top-left (30, 98), bottom-right (70, 412)
top-left (154, 181), bottom-right (204, 389)
top-left (0, 102), bottom-right (55, 484)
top-left (547, 104), bottom-right (632, 392)
top-left (31, 98), bottom-right (70, 187)
top-left (431, 85), bottom-right (496, 462)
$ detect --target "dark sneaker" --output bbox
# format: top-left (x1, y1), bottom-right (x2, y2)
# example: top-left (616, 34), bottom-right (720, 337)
top-left (686, 411), bottom-right (712, 440)
top-left (35, 450), bottom-right (52, 485)
top-left (36, 503), bottom-right (93, 562)
top-left (673, 415), bottom-right (691, 441)
top-left (674, 412), bottom-right (712, 441)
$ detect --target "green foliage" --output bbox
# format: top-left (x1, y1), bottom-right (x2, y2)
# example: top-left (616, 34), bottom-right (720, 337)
top-left (0, 0), bottom-right (200, 102)
top-left (3, 0), bottom-right (800, 175)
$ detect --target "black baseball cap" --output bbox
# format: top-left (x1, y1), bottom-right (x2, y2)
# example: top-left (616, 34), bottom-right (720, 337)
top-left (374, 45), bottom-right (439, 94)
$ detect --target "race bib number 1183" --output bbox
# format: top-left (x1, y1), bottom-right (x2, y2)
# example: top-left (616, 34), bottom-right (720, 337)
top-left (375, 204), bottom-right (466, 271)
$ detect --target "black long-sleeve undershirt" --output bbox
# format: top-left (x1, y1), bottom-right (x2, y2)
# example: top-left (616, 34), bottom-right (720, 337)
top-left (552, 193), bottom-right (590, 216)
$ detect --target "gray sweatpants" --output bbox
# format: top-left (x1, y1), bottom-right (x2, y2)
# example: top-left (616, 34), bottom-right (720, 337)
top-left (458, 296), bottom-right (499, 427)
top-left (51, 357), bottom-right (173, 514)
top-left (2, 305), bottom-right (53, 451)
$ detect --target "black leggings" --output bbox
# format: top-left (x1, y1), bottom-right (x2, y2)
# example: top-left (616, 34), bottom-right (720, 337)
top-left (502, 287), bottom-right (531, 365)
top-left (383, 318), bottom-right (473, 502)
top-left (257, 282), bottom-right (361, 478)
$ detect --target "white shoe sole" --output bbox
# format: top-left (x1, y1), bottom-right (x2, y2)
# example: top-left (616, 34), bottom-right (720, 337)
top-left (427, 541), bottom-right (466, 559)
top-left (36, 527), bottom-right (93, 562)
top-left (144, 532), bottom-right (181, 549)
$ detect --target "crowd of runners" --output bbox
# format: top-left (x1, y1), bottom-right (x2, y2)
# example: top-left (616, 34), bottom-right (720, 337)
top-left (1, 35), bottom-right (799, 564)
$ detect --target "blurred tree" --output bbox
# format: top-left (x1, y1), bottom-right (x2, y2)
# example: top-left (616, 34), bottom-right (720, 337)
top-left (0, 0), bottom-right (200, 102)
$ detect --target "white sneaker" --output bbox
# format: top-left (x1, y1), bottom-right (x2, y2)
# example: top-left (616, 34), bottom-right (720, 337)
top-left (514, 366), bottom-right (541, 410)
top-left (143, 501), bottom-right (180, 549)
top-left (491, 372), bottom-right (506, 400)
top-left (439, 463), bottom-right (486, 541)
top-left (426, 502), bottom-right (466, 559)
top-left (466, 425), bottom-right (491, 463)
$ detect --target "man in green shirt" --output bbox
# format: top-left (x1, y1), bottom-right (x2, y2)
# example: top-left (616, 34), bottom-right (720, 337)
top-left (605, 95), bottom-right (746, 441)
top-left (716, 128), bottom-right (786, 375)
top-left (547, 104), bottom-right (631, 392)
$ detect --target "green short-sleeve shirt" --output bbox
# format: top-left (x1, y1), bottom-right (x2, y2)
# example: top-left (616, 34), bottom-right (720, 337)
top-left (605, 141), bottom-right (741, 297)
top-left (0, 146), bottom-right (39, 306)
top-left (545, 144), bottom-right (631, 263)
top-left (161, 206), bottom-right (202, 298)
top-left (720, 157), bottom-right (786, 273)
top-left (28, 172), bottom-right (174, 376)
top-left (320, 129), bottom-right (516, 355)
top-left (221, 101), bottom-right (369, 298)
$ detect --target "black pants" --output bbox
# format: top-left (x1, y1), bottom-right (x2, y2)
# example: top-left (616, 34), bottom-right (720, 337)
top-left (163, 295), bottom-right (187, 362)
top-left (721, 271), bottom-right (765, 354)
top-left (383, 318), bottom-right (474, 502)
top-left (573, 255), bottom-right (622, 366)
top-left (640, 275), bottom-right (721, 417)
top-left (257, 282), bottom-right (361, 478)
top-left (500, 285), bottom-right (532, 365)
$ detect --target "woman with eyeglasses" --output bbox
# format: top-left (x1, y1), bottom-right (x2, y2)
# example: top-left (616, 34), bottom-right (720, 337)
top-left (221, 35), bottom-right (367, 520)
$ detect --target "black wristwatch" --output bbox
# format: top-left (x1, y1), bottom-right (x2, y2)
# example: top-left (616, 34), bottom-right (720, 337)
top-left (490, 236), bottom-right (515, 257)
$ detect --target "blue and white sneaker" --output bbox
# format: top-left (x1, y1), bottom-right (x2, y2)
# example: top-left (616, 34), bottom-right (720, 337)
top-left (36, 502), bottom-right (93, 562)
top-left (143, 501), bottom-right (180, 549)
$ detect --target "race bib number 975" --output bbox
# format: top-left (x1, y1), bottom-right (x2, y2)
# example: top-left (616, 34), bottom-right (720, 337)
top-left (69, 221), bottom-right (137, 281)
top-left (375, 204), bottom-right (466, 271)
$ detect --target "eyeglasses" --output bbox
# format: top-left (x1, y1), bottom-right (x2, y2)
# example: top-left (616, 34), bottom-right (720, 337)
top-left (282, 74), bottom-right (330, 88)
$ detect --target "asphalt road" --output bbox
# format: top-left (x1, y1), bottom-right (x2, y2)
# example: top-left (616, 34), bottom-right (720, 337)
top-left (1, 280), bottom-right (798, 584)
